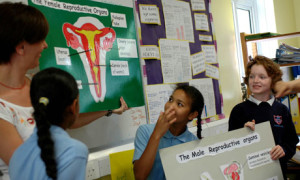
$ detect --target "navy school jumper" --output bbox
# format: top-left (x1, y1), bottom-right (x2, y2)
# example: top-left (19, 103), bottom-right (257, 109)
top-left (229, 100), bottom-right (299, 175)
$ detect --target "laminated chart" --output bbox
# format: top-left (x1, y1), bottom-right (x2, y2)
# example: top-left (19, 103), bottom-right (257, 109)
top-left (30, 0), bottom-right (144, 112)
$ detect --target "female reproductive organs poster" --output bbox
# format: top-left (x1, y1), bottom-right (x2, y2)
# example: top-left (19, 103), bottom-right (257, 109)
top-left (29, 0), bottom-right (144, 112)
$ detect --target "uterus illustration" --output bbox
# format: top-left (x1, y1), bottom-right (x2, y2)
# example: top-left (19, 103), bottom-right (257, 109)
top-left (63, 17), bottom-right (116, 102)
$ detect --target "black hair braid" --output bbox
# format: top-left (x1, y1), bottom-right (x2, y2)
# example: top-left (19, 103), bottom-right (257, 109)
top-left (34, 104), bottom-right (57, 180)
top-left (197, 113), bottom-right (202, 139)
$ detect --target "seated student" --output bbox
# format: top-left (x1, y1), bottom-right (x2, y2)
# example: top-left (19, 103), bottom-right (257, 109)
top-left (228, 55), bottom-right (299, 178)
top-left (133, 84), bottom-right (204, 180)
top-left (9, 68), bottom-right (88, 180)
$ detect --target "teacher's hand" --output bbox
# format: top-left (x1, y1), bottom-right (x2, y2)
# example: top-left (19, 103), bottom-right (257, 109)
top-left (112, 97), bottom-right (129, 115)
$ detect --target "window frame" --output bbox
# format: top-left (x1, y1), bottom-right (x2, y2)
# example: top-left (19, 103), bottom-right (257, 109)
top-left (232, 0), bottom-right (258, 79)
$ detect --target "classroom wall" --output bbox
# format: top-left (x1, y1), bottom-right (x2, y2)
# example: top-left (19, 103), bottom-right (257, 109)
top-left (211, 0), bottom-right (242, 118)
top-left (273, 0), bottom-right (300, 81)
top-left (273, 0), bottom-right (299, 47)
top-left (293, 0), bottom-right (300, 47)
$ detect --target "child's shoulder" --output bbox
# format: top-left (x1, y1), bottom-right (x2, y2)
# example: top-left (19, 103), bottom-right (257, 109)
top-left (272, 100), bottom-right (290, 111)
top-left (137, 123), bottom-right (155, 134)
top-left (234, 100), bottom-right (256, 108)
top-left (231, 100), bottom-right (257, 113)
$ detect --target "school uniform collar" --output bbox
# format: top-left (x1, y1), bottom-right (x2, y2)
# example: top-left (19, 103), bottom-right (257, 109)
top-left (249, 95), bottom-right (274, 106)
top-left (163, 126), bottom-right (190, 142)
top-left (33, 125), bottom-right (69, 137)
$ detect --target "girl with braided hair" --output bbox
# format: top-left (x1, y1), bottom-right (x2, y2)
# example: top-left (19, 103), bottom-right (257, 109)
top-left (9, 67), bottom-right (88, 180)
top-left (133, 84), bottom-right (204, 180)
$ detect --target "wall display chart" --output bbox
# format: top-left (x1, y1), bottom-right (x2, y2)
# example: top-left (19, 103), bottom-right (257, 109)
top-left (136, 0), bottom-right (224, 124)
top-left (29, 0), bottom-right (145, 113)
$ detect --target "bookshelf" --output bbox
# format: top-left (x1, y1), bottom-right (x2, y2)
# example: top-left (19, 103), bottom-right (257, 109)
top-left (240, 32), bottom-right (300, 71)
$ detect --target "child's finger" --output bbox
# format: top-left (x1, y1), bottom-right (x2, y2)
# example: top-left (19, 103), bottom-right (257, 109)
top-left (244, 121), bottom-right (255, 131)
top-left (165, 109), bottom-right (176, 122)
top-left (168, 117), bottom-right (177, 124)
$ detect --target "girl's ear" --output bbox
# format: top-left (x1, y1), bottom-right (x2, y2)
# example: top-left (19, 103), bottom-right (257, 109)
top-left (15, 41), bottom-right (26, 55)
top-left (69, 98), bottom-right (79, 115)
top-left (188, 111), bottom-right (198, 121)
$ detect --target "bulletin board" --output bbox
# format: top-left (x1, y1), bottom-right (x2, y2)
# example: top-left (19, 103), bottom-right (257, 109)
top-left (160, 122), bottom-right (284, 180)
top-left (135, 0), bottom-right (224, 125)
top-left (29, 0), bottom-right (145, 113)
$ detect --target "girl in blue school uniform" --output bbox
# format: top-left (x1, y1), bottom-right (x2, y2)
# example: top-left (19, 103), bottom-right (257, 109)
top-left (9, 68), bottom-right (88, 180)
top-left (133, 84), bottom-right (204, 180)
top-left (228, 55), bottom-right (299, 178)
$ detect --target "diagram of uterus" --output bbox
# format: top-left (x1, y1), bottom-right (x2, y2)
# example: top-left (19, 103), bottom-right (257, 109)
top-left (63, 17), bottom-right (116, 102)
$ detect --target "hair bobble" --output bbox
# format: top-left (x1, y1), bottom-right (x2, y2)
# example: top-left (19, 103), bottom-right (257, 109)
top-left (39, 97), bottom-right (49, 106)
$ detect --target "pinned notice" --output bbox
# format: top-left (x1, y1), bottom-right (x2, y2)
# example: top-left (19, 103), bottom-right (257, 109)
top-left (205, 64), bottom-right (219, 80)
top-left (191, 0), bottom-right (206, 11)
top-left (199, 34), bottom-right (212, 42)
top-left (194, 13), bottom-right (209, 31)
top-left (110, 60), bottom-right (129, 76)
top-left (139, 4), bottom-right (161, 25)
top-left (117, 38), bottom-right (138, 58)
top-left (111, 13), bottom-right (127, 28)
top-left (202, 45), bottom-right (217, 63)
top-left (54, 47), bottom-right (71, 65)
top-left (140, 45), bottom-right (160, 59)
top-left (191, 52), bottom-right (205, 75)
